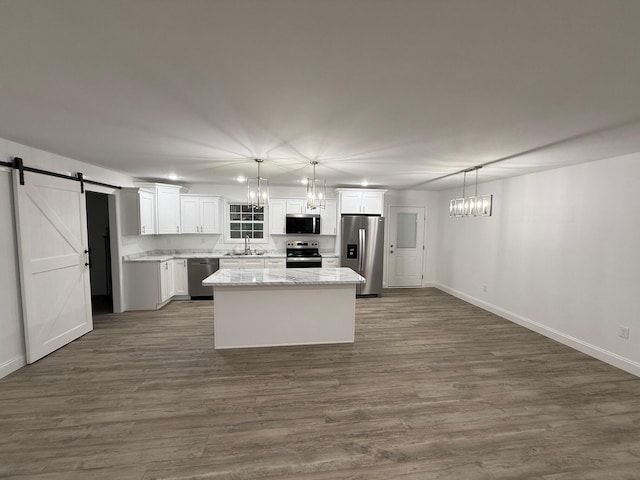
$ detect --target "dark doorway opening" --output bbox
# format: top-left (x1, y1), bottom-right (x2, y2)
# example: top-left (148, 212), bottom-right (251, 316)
top-left (86, 191), bottom-right (113, 314)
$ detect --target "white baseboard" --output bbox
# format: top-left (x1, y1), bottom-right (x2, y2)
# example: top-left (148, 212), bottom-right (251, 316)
top-left (435, 282), bottom-right (640, 378)
top-left (383, 282), bottom-right (436, 289)
top-left (0, 355), bottom-right (26, 379)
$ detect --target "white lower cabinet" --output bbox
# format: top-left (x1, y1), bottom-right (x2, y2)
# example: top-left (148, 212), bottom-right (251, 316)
top-left (220, 257), bottom-right (285, 269)
top-left (219, 258), bottom-right (242, 269)
top-left (322, 257), bottom-right (340, 268)
top-left (124, 260), bottom-right (175, 311)
top-left (160, 260), bottom-right (175, 302)
top-left (241, 258), bottom-right (265, 268)
top-left (265, 258), bottom-right (286, 269)
top-left (173, 259), bottom-right (188, 296)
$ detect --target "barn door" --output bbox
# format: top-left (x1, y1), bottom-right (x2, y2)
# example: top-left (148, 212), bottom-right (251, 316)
top-left (13, 170), bottom-right (92, 363)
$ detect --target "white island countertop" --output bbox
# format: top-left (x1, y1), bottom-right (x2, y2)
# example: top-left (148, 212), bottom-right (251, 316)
top-left (203, 267), bottom-right (365, 287)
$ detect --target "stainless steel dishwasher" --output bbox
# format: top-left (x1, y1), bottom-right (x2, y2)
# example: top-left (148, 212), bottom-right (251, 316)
top-left (188, 258), bottom-right (219, 299)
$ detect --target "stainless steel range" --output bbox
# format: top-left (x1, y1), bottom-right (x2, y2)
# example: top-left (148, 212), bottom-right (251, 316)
top-left (286, 241), bottom-right (322, 268)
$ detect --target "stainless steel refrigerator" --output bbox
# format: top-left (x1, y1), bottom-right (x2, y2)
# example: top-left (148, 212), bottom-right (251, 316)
top-left (341, 215), bottom-right (385, 296)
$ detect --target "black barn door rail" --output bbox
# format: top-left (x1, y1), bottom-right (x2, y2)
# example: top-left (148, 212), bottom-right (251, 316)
top-left (0, 157), bottom-right (122, 191)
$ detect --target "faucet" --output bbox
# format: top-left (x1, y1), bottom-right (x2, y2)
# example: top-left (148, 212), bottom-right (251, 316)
top-left (244, 235), bottom-right (250, 255)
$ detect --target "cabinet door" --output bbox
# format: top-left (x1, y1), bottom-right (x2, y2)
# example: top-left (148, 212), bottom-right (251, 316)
top-left (340, 191), bottom-right (362, 214)
top-left (159, 262), bottom-right (168, 301)
top-left (166, 260), bottom-right (175, 297)
top-left (200, 197), bottom-right (221, 234)
top-left (322, 257), bottom-right (340, 268)
top-left (265, 258), bottom-right (286, 269)
top-left (361, 191), bottom-right (384, 215)
top-left (139, 191), bottom-right (156, 235)
top-left (219, 258), bottom-right (242, 269)
top-left (159, 260), bottom-right (175, 301)
top-left (240, 258), bottom-right (265, 268)
top-left (286, 199), bottom-right (306, 214)
top-left (173, 259), bottom-right (188, 295)
top-left (157, 186), bottom-right (181, 234)
top-left (320, 199), bottom-right (337, 235)
top-left (180, 196), bottom-right (200, 233)
top-left (268, 199), bottom-right (286, 234)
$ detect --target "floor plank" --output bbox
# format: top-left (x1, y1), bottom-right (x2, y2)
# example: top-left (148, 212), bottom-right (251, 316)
top-left (1, 288), bottom-right (639, 479)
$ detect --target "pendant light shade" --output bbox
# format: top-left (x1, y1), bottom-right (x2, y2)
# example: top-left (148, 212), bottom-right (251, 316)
top-left (306, 161), bottom-right (326, 210)
top-left (247, 158), bottom-right (269, 208)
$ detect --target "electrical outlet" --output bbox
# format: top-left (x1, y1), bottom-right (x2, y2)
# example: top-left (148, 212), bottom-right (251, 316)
top-left (618, 326), bottom-right (630, 339)
top-left (482, 284), bottom-right (488, 293)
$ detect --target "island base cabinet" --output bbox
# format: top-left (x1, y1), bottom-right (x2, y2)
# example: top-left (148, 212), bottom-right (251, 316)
top-left (213, 284), bottom-right (355, 349)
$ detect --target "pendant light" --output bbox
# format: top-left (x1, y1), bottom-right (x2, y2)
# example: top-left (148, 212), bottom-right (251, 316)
top-left (306, 160), bottom-right (326, 210)
top-left (247, 158), bottom-right (269, 208)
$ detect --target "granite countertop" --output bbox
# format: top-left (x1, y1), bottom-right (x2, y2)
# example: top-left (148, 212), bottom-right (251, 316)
top-left (203, 267), bottom-right (365, 287)
top-left (124, 252), bottom-right (287, 262)
top-left (124, 251), bottom-right (336, 262)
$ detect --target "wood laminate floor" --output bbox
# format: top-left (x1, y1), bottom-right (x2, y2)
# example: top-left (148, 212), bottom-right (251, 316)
top-left (1, 288), bottom-right (640, 479)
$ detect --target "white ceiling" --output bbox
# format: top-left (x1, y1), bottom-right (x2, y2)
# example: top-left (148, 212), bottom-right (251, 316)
top-left (1, 0), bottom-right (640, 190)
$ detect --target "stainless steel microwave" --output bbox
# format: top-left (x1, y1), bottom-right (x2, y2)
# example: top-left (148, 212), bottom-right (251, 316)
top-left (285, 214), bottom-right (321, 234)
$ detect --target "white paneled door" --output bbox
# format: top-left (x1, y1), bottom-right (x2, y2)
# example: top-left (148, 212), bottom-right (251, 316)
top-left (13, 171), bottom-right (93, 363)
top-left (388, 206), bottom-right (425, 287)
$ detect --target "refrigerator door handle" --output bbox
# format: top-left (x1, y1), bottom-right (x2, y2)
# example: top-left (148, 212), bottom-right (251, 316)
top-left (358, 228), bottom-right (366, 273)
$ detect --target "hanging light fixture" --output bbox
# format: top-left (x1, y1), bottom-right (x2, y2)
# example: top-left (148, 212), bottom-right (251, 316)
top-left (449, 170), bottom-right (467, 217)
top-left (306, 160), bottom-right (326, 210)
top-left (247, 158), bottom-right (269, 208)
top-left (449, 166), bottom-right (492, 217)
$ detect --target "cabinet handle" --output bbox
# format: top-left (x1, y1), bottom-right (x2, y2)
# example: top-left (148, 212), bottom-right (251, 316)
top-left (142, 225), bottom-right (145, 234)
top-left (176, 226), bottom-right (179, 233)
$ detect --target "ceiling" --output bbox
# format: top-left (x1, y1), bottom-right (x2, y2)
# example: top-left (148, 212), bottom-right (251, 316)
top-left (1, 0), bottom-right (640, 190)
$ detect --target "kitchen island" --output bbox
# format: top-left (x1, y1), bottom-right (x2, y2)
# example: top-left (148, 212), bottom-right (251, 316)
top-left (202, 267), bottom-right (365, 349)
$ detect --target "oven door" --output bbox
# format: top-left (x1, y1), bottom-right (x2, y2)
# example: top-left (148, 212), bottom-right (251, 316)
top-left (286, 257), bottom-right (322, 268)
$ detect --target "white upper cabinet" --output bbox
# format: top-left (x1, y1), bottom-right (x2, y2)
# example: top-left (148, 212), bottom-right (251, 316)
top-left (121, 187), bottom-right (157, 235)
top-left (268, 199), bottom-right (287, 235)
top-left (339, 191), bottom-right (362, 215)
top-left (285, 198), bottom-right (306, 214)
top-left (337, 189), bottom-right (386, 215)
top-left (123, 183), bottom-right (184, 235)
top-left (181, 195), bottom-right (223, 234)
top-left (320, 199), bottom-right (337, 235)
top-left (361, 191), bottom-right (384, 214)
top-left (138, 190), bottom-right (156, 235)
top-left (180, 196), bottom-right (199, 233)
top-left (156, 185), bottom-right (182, 234)
top-left (199, 196), bottom-right (222, 233)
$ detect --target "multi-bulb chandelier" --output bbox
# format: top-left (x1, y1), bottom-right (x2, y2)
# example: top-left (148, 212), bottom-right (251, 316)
top-left (449, 167), bottom-right (493, 217)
